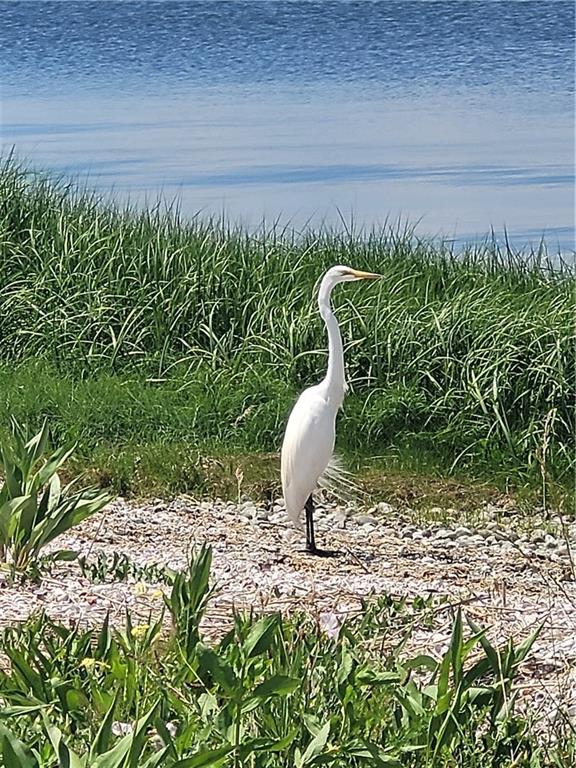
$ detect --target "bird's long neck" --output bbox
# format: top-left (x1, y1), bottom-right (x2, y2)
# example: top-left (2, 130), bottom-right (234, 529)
top-left (318, 278), bottom-right (345, 405)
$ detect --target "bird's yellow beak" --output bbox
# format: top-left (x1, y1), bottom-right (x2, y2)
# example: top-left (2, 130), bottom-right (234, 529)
top-left (348, 269), bottom-right (382, 280)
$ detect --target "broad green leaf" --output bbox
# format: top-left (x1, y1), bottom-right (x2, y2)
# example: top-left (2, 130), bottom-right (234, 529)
top-left (96, 613), bottom-right (112, 658)
top-left (436, 652), bottom-right (451, 702)
top-left (12, 495), bottom-right (38, 540)
top-left (58, 738), bottom-right (85, 768)
top-left (0, 496), bottom-right (30, 541)
top-left (90, 736), bottom-right (131, 768)
top-left (434, 691), bottom-right (452, 715)
top-left (514, 621), bottom-right (544, 665)
top-left (171, 745), bottom-right (234, 767)
top-left (251, 675), bottom-right (300, 699)
top-left (49, 549), bottom-right (79, 562)
top-left (449, 608), bottom-right (463, 684)
top-left (301, 720), bottom-right (330, 765)
top-left (65, 687), bottom-right (90, 713)
top-left (5, 647), bottom-right (46, 700)
top-left (0, 724), bottom-right (37, 768)
top-left (41, 716), bottom-right (84, 768)
top-left (152, 718), bottom-right (177, 758)
top-left (196, 643), bottom-right (237, 692)
top-left (30, 490), bottom-right (110, 554)
top-left (126, 701), bottom-right (161, 768)
top-left (241, 732), bottom-right (297, 753)
top-left (394, 680), bottom-right (426, 719)
top-left (35, 444), bottom-right (77, 488)
top-left (89, 694), bottom-right (118, 757)
top-left (346, 742), bottom-right (400, 767)
top-left (243, 614), bottom-right (279, 659)
top-left (141, 746), bottom-right (170, 768)
top-left (336, 649), bottom-right (354, 685)
top-left (403, 655), bottom-right (438, 672)
top-left (357, 669), bottom-right (400, 686)
top-left (462, 657), bottom-right (492, 688)
top-left (465, 685), bottom-right (494, 706)
top-left (0, 702), bottom-right (48, 717)
top-left (37, 473), bottom-right (62, 523)
top-left (467, 617), bottom-right (500, 673)
top-left (24, 419), bottom-right (50, 470)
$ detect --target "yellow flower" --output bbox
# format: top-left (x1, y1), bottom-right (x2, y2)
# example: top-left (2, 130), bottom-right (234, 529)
top-left (79, 657), bottom-right (109, 671)
top-left (130, 623), bottom-right (150, 640)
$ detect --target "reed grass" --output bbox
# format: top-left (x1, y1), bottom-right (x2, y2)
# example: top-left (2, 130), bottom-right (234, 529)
top-left (0, 159), bottom-right (573, 494)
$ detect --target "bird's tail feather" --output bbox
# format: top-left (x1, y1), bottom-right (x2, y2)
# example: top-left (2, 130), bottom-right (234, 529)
top-left (317, 454), bottom-right (363, 505)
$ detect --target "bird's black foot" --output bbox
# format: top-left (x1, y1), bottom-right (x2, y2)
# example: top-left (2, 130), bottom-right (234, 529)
top-left (303, 494), bottom-right (339, 557)
top-left (305, 545), bottom-right (340, 558)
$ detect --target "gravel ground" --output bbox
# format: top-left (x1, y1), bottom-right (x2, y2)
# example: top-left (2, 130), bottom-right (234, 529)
top-left (1, 495), bottom-right (575, 726)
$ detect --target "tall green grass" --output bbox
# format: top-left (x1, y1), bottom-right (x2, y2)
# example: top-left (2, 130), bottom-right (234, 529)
top-left (0, 159), bottom-right (573, 488)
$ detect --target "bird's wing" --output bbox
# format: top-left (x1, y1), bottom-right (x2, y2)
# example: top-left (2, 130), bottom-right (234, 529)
top-left (281, 388), bottom-right (336, 526)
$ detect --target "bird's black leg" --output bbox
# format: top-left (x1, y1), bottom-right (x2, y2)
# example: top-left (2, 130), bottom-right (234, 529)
top-left (305, 494), bottom-right (317, 553)
top-left (304, 494), bottom-right (339, 557)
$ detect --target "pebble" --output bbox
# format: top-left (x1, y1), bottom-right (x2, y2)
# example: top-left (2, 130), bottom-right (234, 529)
top-left (361, 524), bottom-right (375, 534)
top-left (530, 529), bottom-right (547, 544)
top-left (356, 514), bottom-right (378, 526)
top-left (333, 509), bottom-right (349, 524)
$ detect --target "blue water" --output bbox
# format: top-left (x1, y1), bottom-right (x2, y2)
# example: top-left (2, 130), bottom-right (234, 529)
top-left (2, 0), bottom-right (574, 251)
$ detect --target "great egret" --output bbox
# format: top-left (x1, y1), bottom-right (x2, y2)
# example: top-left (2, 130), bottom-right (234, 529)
top-left (281, 265), bottom-right (380, 556)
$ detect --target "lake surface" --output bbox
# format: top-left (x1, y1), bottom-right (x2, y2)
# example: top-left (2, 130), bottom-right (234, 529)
top-left (2, 0), bottom-right (574, 251)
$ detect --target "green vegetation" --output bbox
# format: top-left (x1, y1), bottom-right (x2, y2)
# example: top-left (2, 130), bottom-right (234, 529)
top-left (0, 159), bottom-right (573, 500)
top-left (0, 417), bottom-right (110, 579)
top-left (1, 545), bottom-right (573, 766)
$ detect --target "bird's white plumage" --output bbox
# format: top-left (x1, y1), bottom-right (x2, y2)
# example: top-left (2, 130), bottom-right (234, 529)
top-left (281, 385), bottom-right (337, 527)
top-left (280, 265), bottom-right (380, 534)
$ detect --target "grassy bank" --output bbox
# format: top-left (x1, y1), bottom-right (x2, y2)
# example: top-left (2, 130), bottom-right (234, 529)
top-left (0, 160), bottom-right (573, 501)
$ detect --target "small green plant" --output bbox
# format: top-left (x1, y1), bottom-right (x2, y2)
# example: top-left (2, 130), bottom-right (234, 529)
top-left (164, 544), bottom-right (215, 661)
top-left (77, 551), bottom-right (172, 584)
top-left (0, 417), bottom-right (112, 578)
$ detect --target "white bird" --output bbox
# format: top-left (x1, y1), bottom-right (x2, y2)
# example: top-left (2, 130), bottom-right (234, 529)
top-left (280, 265), bottom-right (381, 555)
